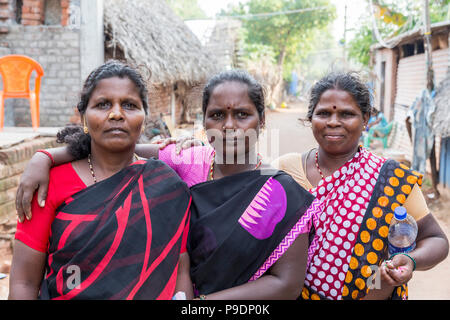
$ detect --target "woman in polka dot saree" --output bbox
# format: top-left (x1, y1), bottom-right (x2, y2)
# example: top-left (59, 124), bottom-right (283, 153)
top-left (273, 72), bottom-right (448, 300)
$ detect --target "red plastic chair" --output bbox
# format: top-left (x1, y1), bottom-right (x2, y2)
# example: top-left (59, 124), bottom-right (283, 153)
top-left (0, 54), bottom-right (44, 131)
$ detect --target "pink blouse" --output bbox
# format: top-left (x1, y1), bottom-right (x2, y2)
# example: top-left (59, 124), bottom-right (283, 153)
top-left (158, 144), bottom-right (215, 187)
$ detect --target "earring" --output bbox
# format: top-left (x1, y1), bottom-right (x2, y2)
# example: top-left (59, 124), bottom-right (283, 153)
top-left (83, 118), bottom-right (89, 134)
top-left (259, 123), bottom-right (266, 134)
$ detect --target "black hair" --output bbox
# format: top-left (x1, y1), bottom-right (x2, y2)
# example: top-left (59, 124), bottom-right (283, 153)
top-left (202, 69), bottom-right (265, 121)
top-left (306, 72), bottom-right (373, 121)
top-left (57, 60), bottom-right (149, 159)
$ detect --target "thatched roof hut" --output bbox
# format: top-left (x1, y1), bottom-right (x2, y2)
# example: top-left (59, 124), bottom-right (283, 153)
top-left (432, 73), bottom-right (450, 138)
top-left (103, 0), bottom-right (217, 85)
top-left (185, 19), bottom-right (243, 71)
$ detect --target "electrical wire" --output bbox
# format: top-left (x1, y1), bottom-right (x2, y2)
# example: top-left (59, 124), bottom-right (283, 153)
top-left (217, 6), bottom-right (330, 20)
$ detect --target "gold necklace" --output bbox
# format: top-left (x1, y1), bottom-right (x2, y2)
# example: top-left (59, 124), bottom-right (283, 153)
top-left (208, 152), bottom-right (263, 180)
top-left (87, 153), bottom-right (139, 184)
top-left (315, 149), bottom-right (325, 180)
top-left (87, 153), bottom-right (97, 183)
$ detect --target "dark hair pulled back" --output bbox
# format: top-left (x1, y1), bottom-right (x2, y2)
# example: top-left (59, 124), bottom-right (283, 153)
top-left (306, 72), bottom-right (373, 121)
top-left (202, 69), bottom-right (265, 121)
top-left (57, 60), bottom-right (149, 159)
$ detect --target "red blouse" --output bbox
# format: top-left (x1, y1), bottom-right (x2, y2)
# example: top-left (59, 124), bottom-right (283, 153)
top-left (15, 163), bottom-right (87, 253)
top-left (15, 162), bottom-right (188, 254)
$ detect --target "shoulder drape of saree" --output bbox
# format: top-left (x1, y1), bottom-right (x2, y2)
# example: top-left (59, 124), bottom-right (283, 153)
top-left (301, 160), bottom-right (422, 300)
top-left (188, 170), bottom-right (315, 295)
top-left (42, 159), bottom-right (191, 300)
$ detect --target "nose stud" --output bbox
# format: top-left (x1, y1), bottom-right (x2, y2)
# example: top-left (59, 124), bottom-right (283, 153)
top-left (108, 112), bottom-right (118, 119)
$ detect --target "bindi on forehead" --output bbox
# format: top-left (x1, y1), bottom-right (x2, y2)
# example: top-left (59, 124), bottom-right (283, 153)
top-left (333, 105), bottom-right (337, 109)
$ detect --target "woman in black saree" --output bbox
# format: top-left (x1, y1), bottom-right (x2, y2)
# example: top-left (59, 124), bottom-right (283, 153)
top-left (187, 169), bottom-right (320, 298)
top-left (174, 70), bottom-right (322, 299)
top-left (9, 61), bottom-right (191, 299)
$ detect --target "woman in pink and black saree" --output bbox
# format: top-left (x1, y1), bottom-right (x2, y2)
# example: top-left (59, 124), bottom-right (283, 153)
top-left (173, 70), bottom-right (322, 300)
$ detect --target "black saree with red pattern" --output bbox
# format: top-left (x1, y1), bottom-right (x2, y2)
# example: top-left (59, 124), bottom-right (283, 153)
top-left (40, 159), bottom-right (191, 300)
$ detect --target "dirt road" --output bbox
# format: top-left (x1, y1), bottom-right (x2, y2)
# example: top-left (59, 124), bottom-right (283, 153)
top-left (1, 101), bottom-right (448, 299)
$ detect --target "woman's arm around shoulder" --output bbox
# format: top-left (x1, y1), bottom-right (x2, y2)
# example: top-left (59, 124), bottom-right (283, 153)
top-left (16, 146), bottom-right (75, 222)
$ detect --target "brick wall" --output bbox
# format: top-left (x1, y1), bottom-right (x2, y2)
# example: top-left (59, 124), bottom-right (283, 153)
top-left (148, 84), bottom-right (172, 121)
top-left (19, 0), bottom-right (69, 26)
top-left (0, 24), bottom-right (81, 127)
top-left (21, 0), bottom-right (45, 26)
top-left (185, 82), bottom-right (204, 121)
top-left (147, 83), bottom-right (204, 125)
top-left (60, 0), bottom-right (69, 26)
top-left (0, 137), bottom-right (59, 218)
top-left (0, 0), bottom-right (15, 33)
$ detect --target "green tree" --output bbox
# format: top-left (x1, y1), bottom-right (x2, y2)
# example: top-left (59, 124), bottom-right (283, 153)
top-left (348, 0), bottom-right (450, 66)
top-left (225, 0), bottom-right (336, 70)
top-left (348, 24), bottom-right (374, 67)
top-left (166, 0), bottom-right (207, 20)
top-left (220, 0), bottom-right (335, 105)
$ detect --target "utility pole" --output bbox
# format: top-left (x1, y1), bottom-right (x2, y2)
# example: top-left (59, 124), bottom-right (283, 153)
top-left (423, 0), bottom-right (434, 91)
top-left (423, 0), bottom-right (440, 197)
top-left (343, 4), bottom-right (347, 68)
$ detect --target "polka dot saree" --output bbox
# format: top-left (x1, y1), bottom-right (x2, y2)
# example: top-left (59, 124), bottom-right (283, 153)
top-left (301, 147), bottom-right (422, 300)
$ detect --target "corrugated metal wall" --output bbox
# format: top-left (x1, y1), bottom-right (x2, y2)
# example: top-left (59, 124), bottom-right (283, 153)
top-left (395, 48), bottom-right (450, 108)
top-left (392, 48), bottom-right (449, 172)
top-left (392, 105), bottom-right (413, 163)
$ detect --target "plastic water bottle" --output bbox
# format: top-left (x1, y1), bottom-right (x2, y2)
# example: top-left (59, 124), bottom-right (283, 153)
top-left (388, 206), bottom-right (418, 256)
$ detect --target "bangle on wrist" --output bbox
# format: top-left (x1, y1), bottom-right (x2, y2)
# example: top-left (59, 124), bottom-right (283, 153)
top-left (36, 149), bottom-right (55, 167)
top-left (389, 252), bottom-right (416, 271)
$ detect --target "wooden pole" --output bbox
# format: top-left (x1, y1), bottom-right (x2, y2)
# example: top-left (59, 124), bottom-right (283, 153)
top-left (423, 0), bottom-right (440, 197)
top-left (423, 0), bottom-right (434, 91)
top-left (343, 4), bottom-right (347, 68)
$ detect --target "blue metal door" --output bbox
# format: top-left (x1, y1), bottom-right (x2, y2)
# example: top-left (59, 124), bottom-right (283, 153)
top-left (440, 137), bottom-right (450, 189)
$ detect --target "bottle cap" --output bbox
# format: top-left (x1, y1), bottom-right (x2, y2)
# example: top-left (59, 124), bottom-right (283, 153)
top-left (394, 206), bottom-right (407, 220)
